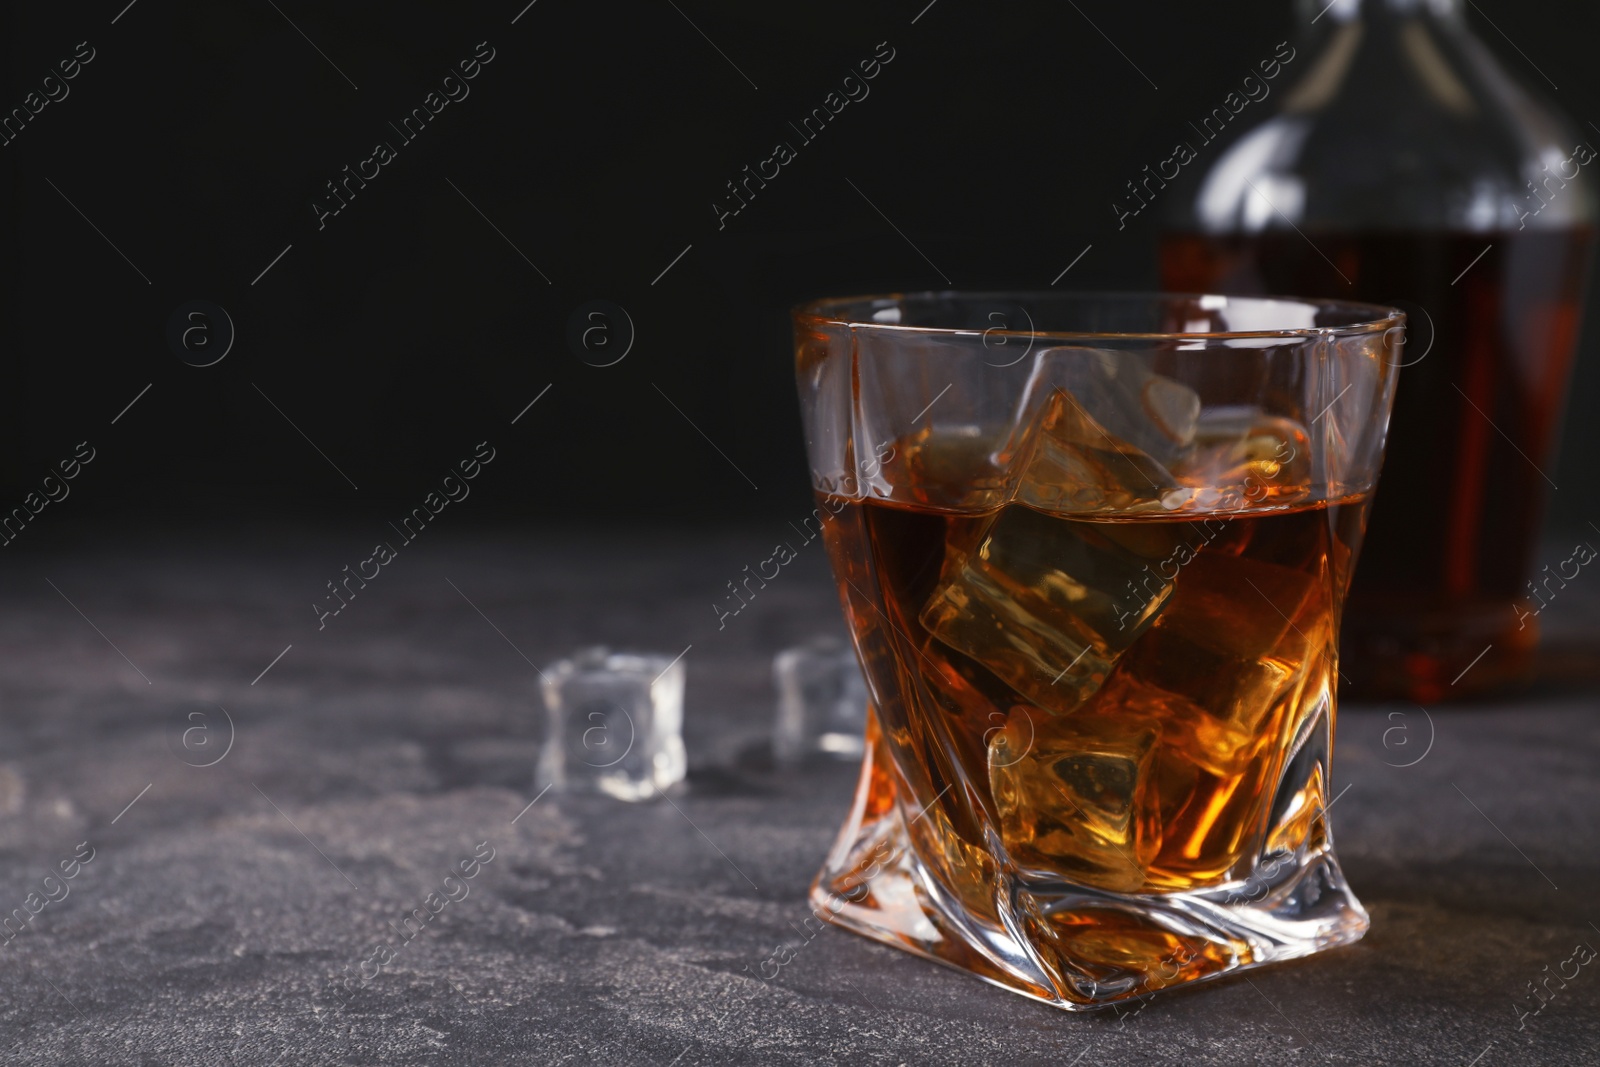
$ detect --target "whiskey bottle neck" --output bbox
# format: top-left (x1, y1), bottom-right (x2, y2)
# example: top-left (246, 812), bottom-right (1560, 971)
top-left (1297, 0), bottom-right (1461, 24)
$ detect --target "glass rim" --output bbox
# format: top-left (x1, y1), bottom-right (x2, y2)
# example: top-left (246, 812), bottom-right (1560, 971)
top-left (792, 289), bottom-right (1405, 342)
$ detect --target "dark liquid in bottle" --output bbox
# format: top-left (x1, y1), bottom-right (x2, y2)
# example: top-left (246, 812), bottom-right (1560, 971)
top-left (1162, 228), bottom-right (1594, 700)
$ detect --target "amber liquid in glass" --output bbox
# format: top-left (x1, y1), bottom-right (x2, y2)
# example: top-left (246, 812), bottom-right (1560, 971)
top-left (1161, 228), bottom-right (1594, 700)
top-left (821, 433), bottom-right (1366, 902)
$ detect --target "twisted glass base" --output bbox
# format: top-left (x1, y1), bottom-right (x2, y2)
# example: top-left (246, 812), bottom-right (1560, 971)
top-left (811, 707), bottom-right (1368, 1010)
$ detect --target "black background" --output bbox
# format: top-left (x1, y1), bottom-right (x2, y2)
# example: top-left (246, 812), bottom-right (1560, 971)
top-left (4, 0), bottom-right (1598, 535)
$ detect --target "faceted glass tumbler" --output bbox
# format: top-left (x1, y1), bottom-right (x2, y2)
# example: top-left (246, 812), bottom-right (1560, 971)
top-left (772, 637), bottom-right (869, 765)
top-left (792, 291), bottom-right (1402, 1010)
top-left (536, 647), bottom-right (686, 802)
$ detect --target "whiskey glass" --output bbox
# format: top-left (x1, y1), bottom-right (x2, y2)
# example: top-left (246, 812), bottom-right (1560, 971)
top-left (793, 291), bottom-right (1401, 1009)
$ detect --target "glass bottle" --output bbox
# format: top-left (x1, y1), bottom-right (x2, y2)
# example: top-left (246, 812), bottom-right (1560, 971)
top-left (1160, 0), bottom-right (1596, 701)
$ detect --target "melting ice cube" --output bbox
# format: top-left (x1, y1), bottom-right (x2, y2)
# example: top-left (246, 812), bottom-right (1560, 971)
top-left (1165, 407), bottom-right (1313, 512)
top-left (1019, 348), bottom-right (1201, 462)
top-left (1111, 549), bottom-right (1325, 778)
top-left (536, 647), bottom-right (687, 801)
top-left (1008, 348), bottom-right (1201, 514)
top-left (989, 704), bottom-right (1163, 893)
top-left (920, 505), bottom-right (1181, 713)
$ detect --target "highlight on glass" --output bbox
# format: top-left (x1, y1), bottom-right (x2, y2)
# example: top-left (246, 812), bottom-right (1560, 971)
top-left (793, 291), bottom-right (1402, 1010)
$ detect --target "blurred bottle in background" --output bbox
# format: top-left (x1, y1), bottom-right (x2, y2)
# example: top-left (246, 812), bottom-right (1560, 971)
top-left (1161, 0), bottom-right (1596, 701)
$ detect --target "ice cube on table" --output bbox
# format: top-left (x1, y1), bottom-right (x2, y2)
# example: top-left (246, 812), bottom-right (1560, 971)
top-left (989, 704), bottom-right (1163, 893)
top-left (772, 637), bottom-right (869, 765)
top-left (1008, 349), bottom-right (1201, 514)
top-left (536, 647), bottom-right (687, 801)
top-left (920, 505), bottom-right (1175, 713)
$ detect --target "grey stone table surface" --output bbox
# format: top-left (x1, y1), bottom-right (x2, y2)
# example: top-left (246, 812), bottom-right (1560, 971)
top-left (0, 523), bottom-right (1597, 1066)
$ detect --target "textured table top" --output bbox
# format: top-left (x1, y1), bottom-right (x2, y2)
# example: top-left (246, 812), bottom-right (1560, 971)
top-left (0, 524), bottom-right (1596, 1066)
